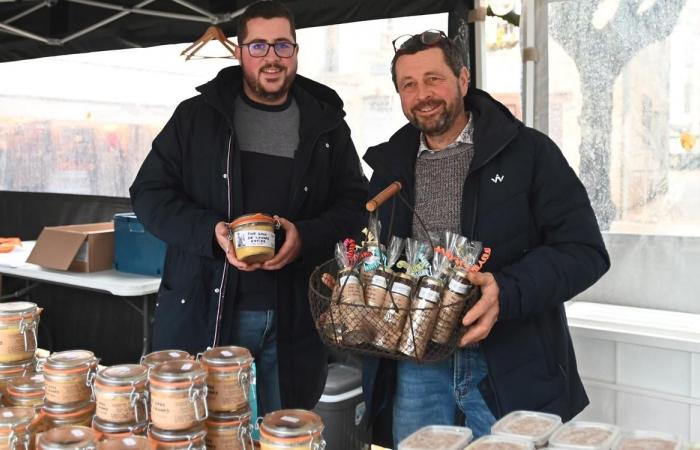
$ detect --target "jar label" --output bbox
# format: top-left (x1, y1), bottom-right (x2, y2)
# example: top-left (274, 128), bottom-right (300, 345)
top-left (234, 230), bottom-right (274, 250)
top-left (45, 378), bottom-right (91, 404)
top-left (418, 287), bottom-right (440, 303)
top-left (338, 275), bottom-right (360, 286)
top-left (391, 282), bottom-right (412, 298)
top-left (448, 279), bottom-right (469, 295)
top-left (96, 391), bottom-right (140, 423)
top-left (150, 390), bottom-right (199, 430)
top-left (207, 375), bottom-right (248, 412)
top-left (365, 285), bottom-right (387, 308)
top-left (0, 328), bottom-right (35, 362)
top-left (370, 275), bottom-right (388, 289)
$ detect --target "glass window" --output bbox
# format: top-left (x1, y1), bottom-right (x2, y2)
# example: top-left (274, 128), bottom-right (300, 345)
top-left (0, 14), bottom-right (448, 197)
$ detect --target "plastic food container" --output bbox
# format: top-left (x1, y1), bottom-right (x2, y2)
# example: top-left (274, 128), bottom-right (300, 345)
top-left (199, 346), bottom-right (253, 413)
top-left (0, 302), bottom-right (41, 363)
top-left (259, 409), bottom-right (324, 450)
top-left (549, 421), bottom-right (621, 450)
top-left (491, 410), bottom-right (562, 447)
top-left (37, 425), bottom-right (97, 450)
top-left (229, 213), bottom-right (277, 263)
top-left (148, 360), bottom-right (207, 431)
top-left (398, 425), bottom-right (473, 450)
top-left (43, 350), bottom-right (98, 405)
top-left (94, 365), bottom-right (148, 424)
top-left (467, 435), bottom-right (535, 450)
top-left (613, 430), bottom-right (683, 450)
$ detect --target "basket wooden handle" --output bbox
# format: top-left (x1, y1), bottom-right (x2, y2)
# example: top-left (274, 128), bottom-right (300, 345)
top-left (366, 181), bottom-right (402, 212)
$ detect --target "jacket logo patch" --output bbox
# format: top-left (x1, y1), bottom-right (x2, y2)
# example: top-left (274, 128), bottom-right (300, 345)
top-left (491, 174), bottom-right (505, 183)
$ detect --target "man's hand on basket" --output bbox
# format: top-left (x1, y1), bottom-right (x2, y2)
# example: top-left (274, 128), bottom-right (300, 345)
top-left (459, 271), bottom-right (500, 347)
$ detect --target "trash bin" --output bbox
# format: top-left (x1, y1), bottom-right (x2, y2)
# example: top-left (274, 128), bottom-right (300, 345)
top-left (313, 362), bottom-right (369, 450)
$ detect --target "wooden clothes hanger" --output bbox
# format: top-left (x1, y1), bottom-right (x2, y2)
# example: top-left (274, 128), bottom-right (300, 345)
top-left (181, 25), bottom-right (237, 60)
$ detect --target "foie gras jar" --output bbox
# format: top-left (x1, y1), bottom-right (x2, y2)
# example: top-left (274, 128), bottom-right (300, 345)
top-left (431, 267), bottom-right (472, 345)
top-left (372, 273), bottom-right (416, 352)
top-left (42, 400), bottom-right (96, 429)
top-left (0, 359), bottom-right (36, 395)
top-left (139, 350), bottom-right (192, 372)
top-left (94, 365), bottom-right (148, 425)
top-left (92, 417), bottom-right (147, 441)
top-left (0, 302), bottom-right (41, 364)
top-left (229, 213), bottom-right (277, 264)
top-left (148, 424), bottom-right (206, 450)
top-left (199, 347), bottom-right (253, 413)
top-left (97, 436), bottom-right (150, 450)
top-left (398, 276), bottom-right (443, 359)
top-left (148, 360), bottom-right (207, 431)
top-left (5, 374), bottom-right (45, 409)
top-left (205, 408), bottom-right (253, 450)
top-left (37, 426), bottom-right (97, 450)
top-left (43, 351), bottom-right (98, 406)
top-left (0, 406), bottom-right (40, 450)
top-left (259, 409), bottom-right (325, 450)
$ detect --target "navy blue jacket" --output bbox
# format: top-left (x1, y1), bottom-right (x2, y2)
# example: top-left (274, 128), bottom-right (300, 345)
top-left (130, 66), bottom-right (368, 409)
top-left (362, 89), bottom-right (609, 444)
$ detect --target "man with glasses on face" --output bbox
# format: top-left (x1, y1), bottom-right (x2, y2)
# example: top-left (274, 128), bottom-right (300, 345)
top-left (130, 0), bottom-right (367, 415)
top-left (362, 30), bottom-right (609, 445)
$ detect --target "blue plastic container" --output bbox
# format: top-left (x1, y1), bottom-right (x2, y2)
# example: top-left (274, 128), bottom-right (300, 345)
top-left (113, 212), bottom-right (166, 276)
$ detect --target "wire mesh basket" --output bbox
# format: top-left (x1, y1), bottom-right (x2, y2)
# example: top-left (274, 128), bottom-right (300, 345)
top-left (309, 259), bottom-right (480, 362)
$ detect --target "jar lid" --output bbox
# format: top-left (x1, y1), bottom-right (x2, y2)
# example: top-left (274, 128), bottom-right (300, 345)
top-left (207, 408), bottom-right (252, 425)
top-left (98, 436), bottom-right (150, 450)
top-left (150, 360), bottom-right (206, 382)
top-left (149, 424), bottom-right (206, 442)
top-left (0, 406), bottom-right (36, 428)
top-left (37, 425), bottom-right (97, 450)
top-left (42, 400), bottom-right (95, 416)
top-left (7, 374), bottom-right (44, 394)
top-left (260, 409), bottom-right (323, 438)
top-left (140, 350), bottom-right (191, 369)
top-left (92, 416), bottom-right (148, 434)
top-left (0, 301), bottom-right (37, 317)
top-left (200, 346), bottom-right (253, 367)
top-left (97, 364), bottom-right (147, 385)
top-left (230, 213), bottom-right (275, 229)
top-left (420, 276), bottom-right (443, 289)
top-left (45, 350), bottom-right (97, 370)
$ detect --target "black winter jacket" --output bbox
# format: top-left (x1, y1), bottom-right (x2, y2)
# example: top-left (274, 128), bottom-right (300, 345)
top-left (362, 89), bottom-right (609, 444)
top-left (130, 66), bottom-right (368, 409)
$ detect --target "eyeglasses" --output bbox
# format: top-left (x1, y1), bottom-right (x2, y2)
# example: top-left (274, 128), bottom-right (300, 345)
top-left (392, 30), bottom-right (451, 53)
top-left (239, 41), bottom-right (298, 58)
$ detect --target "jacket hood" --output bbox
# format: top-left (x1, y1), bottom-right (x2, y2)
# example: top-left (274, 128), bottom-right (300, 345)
top-left (195, 65), bottom-right (345, 128)
top-left (363, 88), bottom-right (523, 182)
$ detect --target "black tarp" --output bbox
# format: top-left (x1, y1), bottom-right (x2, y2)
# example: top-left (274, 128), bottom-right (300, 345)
top-left (0, 0), bottom-right (460, 63)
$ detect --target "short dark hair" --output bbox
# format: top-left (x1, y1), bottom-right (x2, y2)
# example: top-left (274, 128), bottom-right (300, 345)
top-left (390, 35), bottom-right (465, 91)
top-left (237, 0), bottom-right (296, 43)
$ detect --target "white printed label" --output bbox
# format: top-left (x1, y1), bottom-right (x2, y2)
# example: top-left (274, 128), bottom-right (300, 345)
top-left (448, 279), bottom-right (469, 295)
top-left (234, 230), bottom-right (275, 249)
top-left (418, 287), bottom-right (440, 303)
top-left (339, 275), bottom-right (360, 286)
top-left (391, 282), bottom-right (412, 297)
top-left (371, 275), bottom-right (388, 288)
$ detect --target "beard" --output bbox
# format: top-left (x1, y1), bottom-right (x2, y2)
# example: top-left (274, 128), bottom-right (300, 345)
top-left (407, 90), bottom-right (463, 137)
top-left (241, 61), bottom-right (295, 102)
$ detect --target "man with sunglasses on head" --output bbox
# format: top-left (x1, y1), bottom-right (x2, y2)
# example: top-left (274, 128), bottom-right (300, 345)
top-left (130, 0), bottom-right (367, 416)
top-left (362, 30), bottom-right (609, 445)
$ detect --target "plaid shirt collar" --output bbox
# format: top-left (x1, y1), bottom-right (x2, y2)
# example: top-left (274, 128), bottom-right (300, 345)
top-left (417, 114), bottom-right (473, 156)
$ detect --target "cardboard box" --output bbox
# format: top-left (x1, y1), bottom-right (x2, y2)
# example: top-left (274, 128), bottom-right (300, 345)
top-left (27, 223), bottom-right (114, 272)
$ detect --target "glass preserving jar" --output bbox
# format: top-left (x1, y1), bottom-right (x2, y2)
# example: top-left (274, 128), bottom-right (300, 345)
top-left (205, 409), bottom-right (253, 450)
top-left (148, 425), bottom-right (206, 450)
top-left (5, 374), bottom-right (45, 410)
top-left (148, 361), bottom-right (207, 431)
top-left (229, 213), bottom-right (277, 264)
top-left (43, 351), bottom-right (98, 406)
top-left (0, 406), bottom-right (40, 450)
top-left (92, 417), bottom-right (147, 441)
top-left (42, 401), bottom-right (96, 429)
top-left (199, 347), bottom-right (253, 413)
top-left (139, 351), bottom-right (192, 372)
top-left (94, 365), bottom-right (148, 425)
top-left (259, 409), bottom-right (325, 450)
top-left (97, 436), bottom-right (150, 450)
top-left (37, 426), bottom-right (97, 450)
top-left (0, 302), bottom-right (41, 364)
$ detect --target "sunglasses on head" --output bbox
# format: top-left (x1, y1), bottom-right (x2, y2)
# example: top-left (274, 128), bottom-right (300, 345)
top-left (392, 29), bottom-right (452, 53)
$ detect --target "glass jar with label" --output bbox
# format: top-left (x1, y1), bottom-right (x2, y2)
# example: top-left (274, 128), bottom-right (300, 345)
top-left (43, 351), bottom-right (98, 406)
top-left (372, 273), bottom-right (416, 353)
top-left (0, 302), bottom-right (41, 364)
top-left (398, 276), bottom-right (443, 359)
top-left (199, 347), bottom-right (253, 413)
top-left (0, 359), bottom-right (36, 398)
top-left (259, 409), bottom-right (325, 450)
top-left (334, 268), bottom-right (369, 346)
top-left (5, 374), bottom-right (45, 410)
top-left (148, 361), bottom-right (207, 431)
top-left (97, 436), bottom-right (150, 450)
top-left (0, 406), bottom-right (40, 450)
top-left (139, 351), bottom-right (192, 372)
top-left (432, 267), bottom-right (473, 345)
top-left (42, 401), bottom-right (96, 429)
top-left (205, 408), bottom-right (253, 450)
top-left (94, 365), bottom-right (148, 425)
top-left (365, 267), bottom-right (392, 308)
top-left (92, 417), bottom-right (147, 441)
top-left (229, 213), bottom-right (277, 264)
top-left (148, 424), bottom-right (206, 450)
top-left (37, 426), bottom-right (97, 450)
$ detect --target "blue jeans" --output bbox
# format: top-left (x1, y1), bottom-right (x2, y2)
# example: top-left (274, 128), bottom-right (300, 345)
top-left (227, 310), bottom-right (281, 417)
top-left (393, 347), bottom-right (496, 446)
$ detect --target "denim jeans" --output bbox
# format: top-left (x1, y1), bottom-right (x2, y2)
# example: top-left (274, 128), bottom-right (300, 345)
top-left (226, 310), bottom-right (281, 417)
top-left (393, 347), bottom-right (496, 446)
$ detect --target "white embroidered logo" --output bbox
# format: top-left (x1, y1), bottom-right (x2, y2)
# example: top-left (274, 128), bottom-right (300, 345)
top-left (491, 174), bottom-right (505, 183)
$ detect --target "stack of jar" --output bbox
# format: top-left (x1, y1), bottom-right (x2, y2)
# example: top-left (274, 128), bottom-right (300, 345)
top-left (42, 350), bottom-right (98, 430)
top-left (0, 302), bottom-right (42, 398)
top-left (199, 347), bottom-right (254, 450)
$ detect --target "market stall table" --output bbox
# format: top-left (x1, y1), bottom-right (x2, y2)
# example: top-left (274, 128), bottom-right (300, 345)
top-left (0, 241), bottom-right (161, 355)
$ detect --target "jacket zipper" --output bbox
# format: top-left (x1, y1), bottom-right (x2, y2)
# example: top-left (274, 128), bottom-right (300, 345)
top-left (212, 132), bottom-right (233, 347)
